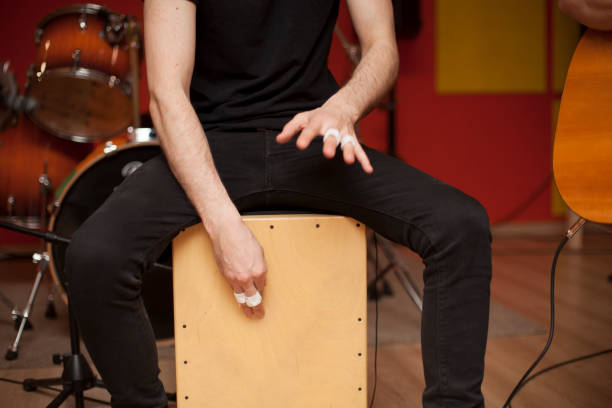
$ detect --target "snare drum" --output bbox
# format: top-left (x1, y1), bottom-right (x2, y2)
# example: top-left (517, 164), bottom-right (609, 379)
top-left (26, 4), bottom-right (135, 142)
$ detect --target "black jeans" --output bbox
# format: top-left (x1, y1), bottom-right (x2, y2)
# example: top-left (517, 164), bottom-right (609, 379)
top-left (65, 129), bottom-right (492, 408)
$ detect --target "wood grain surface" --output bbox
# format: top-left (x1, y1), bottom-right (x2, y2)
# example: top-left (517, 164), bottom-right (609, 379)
top-left (173, 215), bottom-right (367, 408)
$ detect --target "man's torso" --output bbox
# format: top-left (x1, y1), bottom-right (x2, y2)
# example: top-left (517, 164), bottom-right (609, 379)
top-left (190, 0), bottom-right (340, 131)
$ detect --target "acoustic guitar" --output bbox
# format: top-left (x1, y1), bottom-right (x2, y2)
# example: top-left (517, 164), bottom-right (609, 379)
top-left (554, 29), bottom-right (612, 224)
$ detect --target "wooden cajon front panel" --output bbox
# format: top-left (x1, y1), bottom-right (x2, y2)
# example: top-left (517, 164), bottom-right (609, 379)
top-left (172, 214), bottom-right (367, 407)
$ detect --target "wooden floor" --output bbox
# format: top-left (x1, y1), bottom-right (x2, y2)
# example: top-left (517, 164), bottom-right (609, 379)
top-left (0, 229), bottom-right (611, 407)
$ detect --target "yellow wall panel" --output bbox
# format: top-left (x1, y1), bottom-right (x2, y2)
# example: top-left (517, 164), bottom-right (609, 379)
top-left (436, 0), bottom-right (547, 94)
top-left (553, 6), bottom-right (581, 93)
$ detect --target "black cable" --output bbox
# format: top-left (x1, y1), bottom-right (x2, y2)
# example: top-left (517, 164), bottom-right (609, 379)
top-left (502, 235), bottom-right (568, 407)
top-left (0, 377), bottom-right (111, 405)
top-left (494, 173), bottom-right (553, 225)
top-left (369, 233), bottom-right (380, 408)
top-left (507, 348), bottom-right (612, 408)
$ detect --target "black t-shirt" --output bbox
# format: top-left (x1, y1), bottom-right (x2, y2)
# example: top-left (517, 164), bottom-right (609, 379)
top-left (189, 0), bottom-right (340, 131)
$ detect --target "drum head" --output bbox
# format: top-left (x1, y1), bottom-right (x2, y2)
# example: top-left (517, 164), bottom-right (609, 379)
top-left (27, 69), bottom-right (132, 142)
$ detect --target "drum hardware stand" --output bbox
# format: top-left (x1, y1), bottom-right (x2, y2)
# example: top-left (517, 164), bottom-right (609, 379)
top-left (39, 160), bottom-right (59, 320)
top-left (1, 61), bottom-right (37, 131)
top-left (5, 252), bottom-right (50, 360)
top-left (3, 160), bottom-right (60, 360)
top-left (0, 220), bottom-right (110, 407)
top-left (367, 233), bottom-right (423, 311)
top-left (0, 220), bottom-right (176, 406)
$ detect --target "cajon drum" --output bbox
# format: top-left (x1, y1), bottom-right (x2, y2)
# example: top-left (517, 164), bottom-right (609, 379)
top-left (172, 214), bottom-right (367, 407)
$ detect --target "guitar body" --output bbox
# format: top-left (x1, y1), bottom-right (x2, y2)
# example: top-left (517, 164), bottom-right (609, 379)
top-left (554, 29), bottom-right (612, 224)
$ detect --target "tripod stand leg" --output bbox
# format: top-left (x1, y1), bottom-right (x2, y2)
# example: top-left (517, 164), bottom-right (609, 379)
top-left (393, 268), bottom-right (423, 311)
top-left (367, 263), bottom-right (395, 300)
top-left (46, 388), bottom-right (72, 408)
top-left (74, 390), bottom-right (85, 408)
top-left (5, 253), bottom-right (48, 360)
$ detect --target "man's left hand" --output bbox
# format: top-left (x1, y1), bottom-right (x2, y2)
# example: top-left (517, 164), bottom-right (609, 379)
top-left (276, 102), bottom-right (374, 174)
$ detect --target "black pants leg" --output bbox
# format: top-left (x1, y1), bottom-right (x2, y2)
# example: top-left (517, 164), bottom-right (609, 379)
top-left (65, 129), bottom-right (491, 408)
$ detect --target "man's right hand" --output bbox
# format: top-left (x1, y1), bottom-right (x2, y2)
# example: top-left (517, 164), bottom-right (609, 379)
top-left (209, 218), bottom-right (267, 319)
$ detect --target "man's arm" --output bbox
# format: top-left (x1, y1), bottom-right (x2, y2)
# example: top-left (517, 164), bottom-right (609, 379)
top-left (559, 0), bottom-right (612, 30)
top-left (276, 0), bottom-right (399, 172)
top-left (144, 0), bottom-right (266, 318)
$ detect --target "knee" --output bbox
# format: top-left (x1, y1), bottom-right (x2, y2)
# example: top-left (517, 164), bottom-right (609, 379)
top-left (64, 226), bottom-right (141, 303)
top-left (453, 194), bottom-right (491, 243)
top-left (434, 189), bottom-right (491, 255)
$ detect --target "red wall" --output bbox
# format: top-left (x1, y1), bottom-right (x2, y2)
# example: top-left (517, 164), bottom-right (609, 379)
top-left (0, 1), bottom-right (558, 244)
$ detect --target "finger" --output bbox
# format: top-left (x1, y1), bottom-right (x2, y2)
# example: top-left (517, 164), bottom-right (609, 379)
top-left (354, 143), bottom-right (374, 174)
top-left (253, 273), bottom-right (266, 296)
top-left (251, 300), bottom-right (265, 318)
top-left (231, 283), bottom-right (245, 294)
top-left (277, 113), bottom-right (307, 144)
top-left (341, 135), bottom-right (357, 165)
top-left (322, 128), bottom-right (340, 159)
top-left (244, 280), bottom-right (265, 318)
top-left (240, 303), bottom-right (254, 317)
top-left (243, 281), bottom-right (258, 297)
top-left (295, 124), bottom-right (320, 150)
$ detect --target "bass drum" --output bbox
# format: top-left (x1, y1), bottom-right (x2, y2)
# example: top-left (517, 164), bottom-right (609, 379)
top-left (48, 129), bottom-right (175, 339)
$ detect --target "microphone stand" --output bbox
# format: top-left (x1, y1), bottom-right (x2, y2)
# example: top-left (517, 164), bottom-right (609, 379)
top-left (0, 221), bottom-right (173, 407)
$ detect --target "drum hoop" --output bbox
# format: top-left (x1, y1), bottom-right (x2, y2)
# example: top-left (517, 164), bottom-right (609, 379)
top-left (37, 3), bottom-right (115, 30)
top-left (46, 140), bottom-right (161, 290)
top-left (27, 67), bottom-right (131, 93)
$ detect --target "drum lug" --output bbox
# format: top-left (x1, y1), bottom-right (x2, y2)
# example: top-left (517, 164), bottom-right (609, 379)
top-left (6, 195), bottom-right (15, 216)
top-left (78, 13), bottom-right (88, 31)
top-left (49, 201), bottom-right (60, 217)
top-left (103, 141), bottom-right (118, 154)
top-left (34, 28), bottom-right (43, 45)
top-left (105, 13), bottom-right (127, 45)
top-left (71, 49), bottom-right (81, 71)
top-left (108, 75), bottom-right (120, 88)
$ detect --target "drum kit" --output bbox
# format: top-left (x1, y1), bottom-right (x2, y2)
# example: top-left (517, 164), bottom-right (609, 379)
top-left (0, 3), bottom-right (165, 364)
